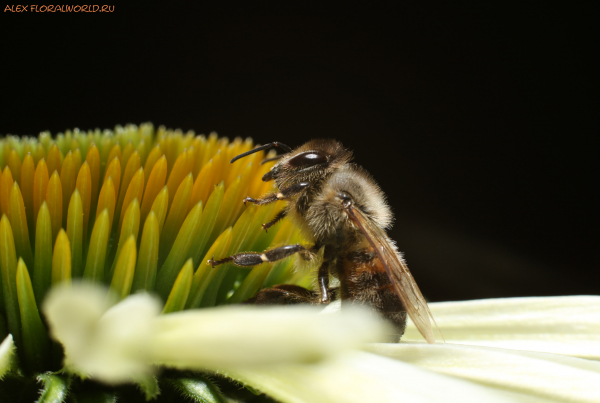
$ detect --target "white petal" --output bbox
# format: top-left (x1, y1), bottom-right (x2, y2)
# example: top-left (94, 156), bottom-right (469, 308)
top-left (222, 351), bottom-right (522, 403)
top-left (152, 304), bottom-right (391, 370)
top-left (370, 342), bottom-right (600, 403)
top-left (43, 283), bottom-right (162, 383)
top-left (0, 334), bottom-right (16, 378)
top-left (403, 296), bottom-right (600, 359)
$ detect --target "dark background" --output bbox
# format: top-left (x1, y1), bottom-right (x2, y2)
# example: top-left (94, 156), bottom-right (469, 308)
top-left (1, 3), bottom-right (596, 301)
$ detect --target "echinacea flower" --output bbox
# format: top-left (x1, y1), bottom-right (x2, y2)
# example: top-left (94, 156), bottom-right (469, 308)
top-left (1, 124), bottom-right (599, 402)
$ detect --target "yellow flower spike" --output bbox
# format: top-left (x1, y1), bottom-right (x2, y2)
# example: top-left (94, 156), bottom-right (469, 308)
top-left (45, 171), bottom-right (62, 243)
top-left (162, 259), bottom-right (193, 314)
top-left (248, 152), bottom-right (277, 198)
top-left (106, 143), bottom-right (122, 169)
top-left (96, 177), bottom-right (116, 231)
top-left (132, 212), bottom-right (159, 292)
top-left (9, 182), bottom-right (34, 272)
top-left (67, 190), bottom-right (84, 278)
top-left (159, 173), bottom-right (193, 264)
top-left (155, 202), bottom-right (204, 301)
top-left (200, 132), bottom-right (219, 166)
top-left (203, 204), bottom-right (257, 307)
top-left (115, 151), bottom-right (141, 226)
top-left (0, 215), bottom-right (21, 349)
top-left (189, 182), bottom-right (224, 266)
top-left (149, 186), bottom-right (169, 233)
top-left (85, 144), bottom-right (101, 220)
top-left (20, 153), bottom-right (35, 245)
top-left (143, 144), bottom-right (163, 183)
top-left (109, 235), bottom-right (136, 300)
top-left (103, 157), bottom-right (121, 200)
top-left (186, 227), bottom-right (233, 309)
top-left (188, 158), bottom-right (216, 210)
top-left (231, 161), bottom-right (256, 221)
top-left (7, 149), bottom-right (22, 186)
top-left (33, 159), bottom-right (49, 226)
top-left (121, 141), bottom-right (135, 170)
top-left (189, 137), bottom-right (205, 177)
top-left (16, 258), bottom-right (50, 372)
top-left (52, 230), bottom-right (71, 285)
top-left (211, 175), bottom-right (242, 239)
top-left (0, 166), bottom-right (14, 216)
top-left (165, 149), bottom-right (191, 206)
top-left (33, 143), bottom-right (46, 165)
top-left (46, 144), bottom-right (62, 177)
top-left (60, 151), bottom-right (79, 228)
top-left (135, 140), bottom-right (148, 168)
top-left (208, 150), bottom-right (225, 189)
top-left (75, 162), bottom-right (92, 246)
top-left (83, 209), bottom-right (110, 283)
top-left (109, 199), bottom-right (140, 279)
top-left (118, 167), bottom-right (144, 231)
top-left (99, 137), bottom-right (115, 173)
top-left (141, 155), bottom-right (167, 223)
top-left (33, 203), bottom-right (52, 307)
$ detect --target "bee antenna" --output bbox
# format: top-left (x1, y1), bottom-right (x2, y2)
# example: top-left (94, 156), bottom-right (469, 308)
top-left (230, 142), bottom-right (292, 163)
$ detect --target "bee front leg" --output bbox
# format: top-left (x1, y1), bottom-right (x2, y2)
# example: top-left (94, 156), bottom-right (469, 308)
top-left (208, 244), bottom-right (311, 268)
top-left (243, 182), bottom-right (310, 206)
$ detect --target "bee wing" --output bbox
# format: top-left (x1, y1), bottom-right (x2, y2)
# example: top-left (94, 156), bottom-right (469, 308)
top-left (345, 204), bottom-right (440, 344)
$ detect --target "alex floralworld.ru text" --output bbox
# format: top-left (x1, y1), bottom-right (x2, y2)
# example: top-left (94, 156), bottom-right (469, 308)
top-left (4, 5), bottom-right (114, 12)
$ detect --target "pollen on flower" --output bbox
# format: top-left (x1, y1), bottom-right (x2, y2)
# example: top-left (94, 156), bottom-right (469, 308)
top-left (0, 124), bottom-right (309, 386)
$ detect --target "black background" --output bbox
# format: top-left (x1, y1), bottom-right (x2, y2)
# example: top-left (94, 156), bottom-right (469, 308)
top-left (1, 3), bottom-right (596, 301)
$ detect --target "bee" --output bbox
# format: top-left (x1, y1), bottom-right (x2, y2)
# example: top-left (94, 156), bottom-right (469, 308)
top-left (208, 140), bottom-right (440, 343)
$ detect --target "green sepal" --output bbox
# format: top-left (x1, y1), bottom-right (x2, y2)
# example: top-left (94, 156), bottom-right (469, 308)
top-left (164, 374), bottom-right (226, 403)
top-left (36, 372), bottom-right (71, 403)
top-left (135, 374), bottom-right (160, 401)
top-left (16, 259), bottom-right (50, 372)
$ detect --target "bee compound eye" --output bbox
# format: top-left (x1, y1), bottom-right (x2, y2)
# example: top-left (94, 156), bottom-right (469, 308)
top-left (287, 151), bottom-right (328, 168)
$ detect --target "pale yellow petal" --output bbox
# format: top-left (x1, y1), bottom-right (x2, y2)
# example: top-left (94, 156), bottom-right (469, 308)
top-left (370, 342), bottom-right (600, 403)
top-left (224, 351), bottom-right (520, 403)
top-left (404, 296), bottom-right (600, 359)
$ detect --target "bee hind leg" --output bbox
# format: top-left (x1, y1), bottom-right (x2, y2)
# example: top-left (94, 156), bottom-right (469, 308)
top-left (245, 285), bottom-right (319, 305)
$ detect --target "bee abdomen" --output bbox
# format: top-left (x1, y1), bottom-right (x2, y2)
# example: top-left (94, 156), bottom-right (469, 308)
top-left (338, 252), bottom-right (407, 339)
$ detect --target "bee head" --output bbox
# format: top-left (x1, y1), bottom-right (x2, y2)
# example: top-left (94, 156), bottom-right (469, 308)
top-left (230, 139), bottom-right (353, 189)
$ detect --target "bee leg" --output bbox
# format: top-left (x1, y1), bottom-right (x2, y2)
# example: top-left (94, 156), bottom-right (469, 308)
top-left (318, 262), bottom-right (331, 304)
top-left (262, 209), bottom-right (287, 232)
top-left (245, 285), bottom-right (319, 305)
top-left (243, 182), bottom-right (310, 206)
top-left (208, 244), bottom-right (310, 268)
